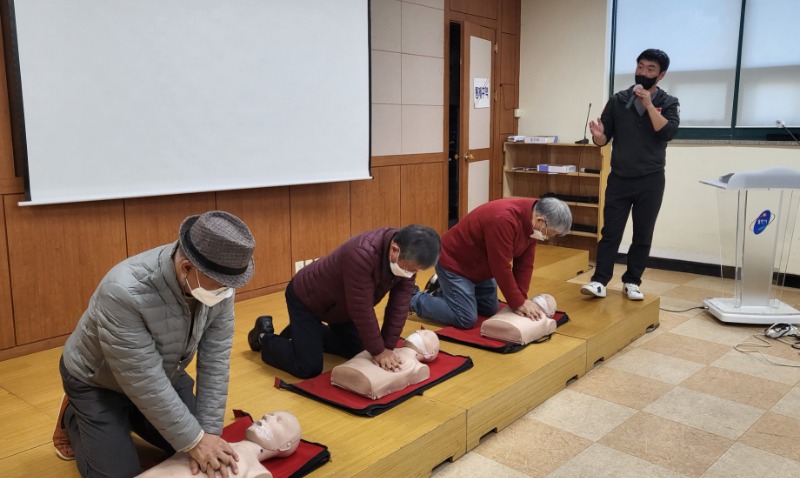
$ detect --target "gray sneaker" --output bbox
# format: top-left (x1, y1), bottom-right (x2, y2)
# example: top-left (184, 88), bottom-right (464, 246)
top-left (580, 281), bottom-right (607, 298)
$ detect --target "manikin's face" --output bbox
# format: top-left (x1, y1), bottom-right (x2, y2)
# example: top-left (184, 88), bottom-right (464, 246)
top-left (245, 411), bottom-right (302, 458)
top-left (405, 329), bottom-right (440, 363)
top-left (532, 293), bottom-right (557, 317)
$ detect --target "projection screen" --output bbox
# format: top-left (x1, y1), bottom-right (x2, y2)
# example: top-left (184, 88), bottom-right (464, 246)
top-left (3, 0), bottom-right (371, 205)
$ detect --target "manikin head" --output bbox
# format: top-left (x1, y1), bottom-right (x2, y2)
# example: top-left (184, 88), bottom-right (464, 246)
top-left (245, 411), bottom-right (302, 461)
top-left (404, 328), bottom-right (440, 363)
top-left (532, 293), bottom-right (557, 318)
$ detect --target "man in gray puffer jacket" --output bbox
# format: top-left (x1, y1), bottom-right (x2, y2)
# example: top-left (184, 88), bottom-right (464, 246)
top-left (56, 210), bottom-right (255, 478)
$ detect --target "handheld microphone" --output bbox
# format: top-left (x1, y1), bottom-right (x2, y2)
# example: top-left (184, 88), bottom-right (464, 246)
top-left (575, 102), bottom-right (591, 144)
top-left (625, 84), bottom-right (642, 109)
top-left (775, 120), bottom-right (800, 146)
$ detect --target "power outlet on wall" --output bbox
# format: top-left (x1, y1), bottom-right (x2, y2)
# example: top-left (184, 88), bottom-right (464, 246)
top-left (294, 260), bottom-right (304, 273)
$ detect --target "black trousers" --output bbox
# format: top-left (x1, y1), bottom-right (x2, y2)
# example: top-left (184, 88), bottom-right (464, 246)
top-left (60, 357), bottom-right (196, 478)
top-left (592, 170), bottom-right (665, 286)
top-left (260, 281), bottom-right (364, 379)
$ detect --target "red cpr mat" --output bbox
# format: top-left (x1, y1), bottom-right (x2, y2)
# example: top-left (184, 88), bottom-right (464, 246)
top-left (274, 349), bottom-right (473, 417)
top-left (435, 303), bottom-right (570, 353)
top-left (220, 409), bottom-right (330, 478)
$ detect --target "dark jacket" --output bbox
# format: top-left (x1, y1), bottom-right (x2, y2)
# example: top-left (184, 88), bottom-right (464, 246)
top-left (600, 86), bottom-right (680, 177)
top-left (292, 228), bottom-right (414, 356)
top-left (437, 198), bottom-right (538, 309)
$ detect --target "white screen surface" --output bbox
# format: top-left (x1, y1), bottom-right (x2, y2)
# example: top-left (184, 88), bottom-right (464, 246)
top-left (12, 0), bottom-right (371, 205)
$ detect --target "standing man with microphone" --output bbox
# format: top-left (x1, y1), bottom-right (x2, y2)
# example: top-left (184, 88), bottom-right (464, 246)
top-left (580, 49), bottom-right (680, 301)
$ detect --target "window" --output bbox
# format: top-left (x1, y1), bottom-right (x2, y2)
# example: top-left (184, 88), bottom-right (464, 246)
top-left (612, 0), bottom-right (800, 141)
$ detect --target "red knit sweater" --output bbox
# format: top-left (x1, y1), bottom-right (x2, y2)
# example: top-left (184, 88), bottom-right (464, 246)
top-left (438, 198), bottom-right (537, 309)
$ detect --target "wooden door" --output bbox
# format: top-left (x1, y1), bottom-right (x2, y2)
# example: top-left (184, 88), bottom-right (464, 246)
top-left (459, 21), bottom-right (495, 217)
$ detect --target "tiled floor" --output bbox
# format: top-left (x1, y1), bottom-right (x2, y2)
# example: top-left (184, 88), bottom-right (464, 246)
top-left (433, 265), bottom-right (800, 478)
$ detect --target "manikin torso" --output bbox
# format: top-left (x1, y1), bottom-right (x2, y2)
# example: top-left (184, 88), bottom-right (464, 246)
top-left (135, 411), bottom-right (301, 478)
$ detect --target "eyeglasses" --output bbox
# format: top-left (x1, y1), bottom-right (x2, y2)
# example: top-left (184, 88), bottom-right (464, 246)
top-left (539, 218), bottom-right (549, 241)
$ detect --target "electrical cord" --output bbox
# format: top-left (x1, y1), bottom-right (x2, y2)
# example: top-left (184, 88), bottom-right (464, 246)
top-left (658, 305), bottom-right (709, 313)
top-left (734, 333), bottom-right (800, 367)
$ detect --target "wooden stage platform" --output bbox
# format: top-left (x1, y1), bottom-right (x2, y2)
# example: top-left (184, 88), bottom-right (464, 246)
top-left (227, 245), bottom-right (659, 477)
top-left (6, 245), bottom-right (658, 477)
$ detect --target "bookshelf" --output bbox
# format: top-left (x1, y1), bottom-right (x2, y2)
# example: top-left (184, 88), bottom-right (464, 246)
top-left (503, 142), bottom-right (611, 259)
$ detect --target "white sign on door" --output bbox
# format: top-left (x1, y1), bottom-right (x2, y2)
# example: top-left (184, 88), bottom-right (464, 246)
top-left (473, 77), bottom-right (490, 109)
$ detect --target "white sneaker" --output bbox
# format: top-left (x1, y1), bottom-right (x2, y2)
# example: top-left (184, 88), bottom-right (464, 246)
top-left (623, 283), bottom-right (644, 301)
top-left (580, 281), bottom-right (606, 298)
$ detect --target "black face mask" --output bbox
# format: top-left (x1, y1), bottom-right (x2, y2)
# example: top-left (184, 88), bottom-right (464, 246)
top-left (635, 74), bottom-right (658, 90)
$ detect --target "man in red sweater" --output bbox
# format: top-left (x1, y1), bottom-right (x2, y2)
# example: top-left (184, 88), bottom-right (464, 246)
top-left (410, 197), bottom-right (571, 329)
top-left (248, 225), bottom-right (440, 379)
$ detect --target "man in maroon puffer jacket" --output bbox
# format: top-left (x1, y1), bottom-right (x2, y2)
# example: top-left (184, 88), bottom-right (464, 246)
top-left (248, 225), bottom-right (440, 378)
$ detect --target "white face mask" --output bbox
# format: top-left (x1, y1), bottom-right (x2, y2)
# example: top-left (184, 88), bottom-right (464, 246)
top-left (531, 229), bottom-right (548, 241)
top-left (389, 259), bottom-right (415, 278)
top-left (531, 218), bottom-right (549, 241)
top-left (186, 269), bottom-right (233, 307)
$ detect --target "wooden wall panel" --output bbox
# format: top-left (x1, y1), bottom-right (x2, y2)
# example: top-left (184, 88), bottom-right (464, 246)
top-left (498, 31), bottom-right (519, 136)
top-left (501, 0), bottom-right (520, 34)
top-left (350, 166), bottom-right (401, 235)
top-left (0, 201), bottom-right (14, 349)
top-left (217, 187), bottom-right (292, 292)
top-left (400, 162), bottom-right (446, 234)
top-left (0, 23), bottom-right (15, 182)
top-left (451, 0), bottom-right (499, 19)
top-left (5, 195), bottom-right (127, 344)
top-left (494, 28), bottom-right (520, 200)
top-left (290, 182), bottom-right (351, 265)
top-left (123, 193), bottom-right (216, 256)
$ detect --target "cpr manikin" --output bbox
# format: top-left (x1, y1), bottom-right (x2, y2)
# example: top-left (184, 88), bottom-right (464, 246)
top-left (330, 329), bottom-right (440, 399)
top-left (481, 293), bottom-right (558, 344)
top-left (136, 411), bottom-right (301, 478)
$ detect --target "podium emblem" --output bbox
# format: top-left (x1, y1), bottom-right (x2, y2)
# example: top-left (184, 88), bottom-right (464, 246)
top-left (750, 210), bottom-right (775, 235)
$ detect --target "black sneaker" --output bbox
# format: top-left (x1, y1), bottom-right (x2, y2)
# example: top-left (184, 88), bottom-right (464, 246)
top-left (423, 274), bottom-right (441, 296)
top-left (247, 316), bottom-right (274, 352)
